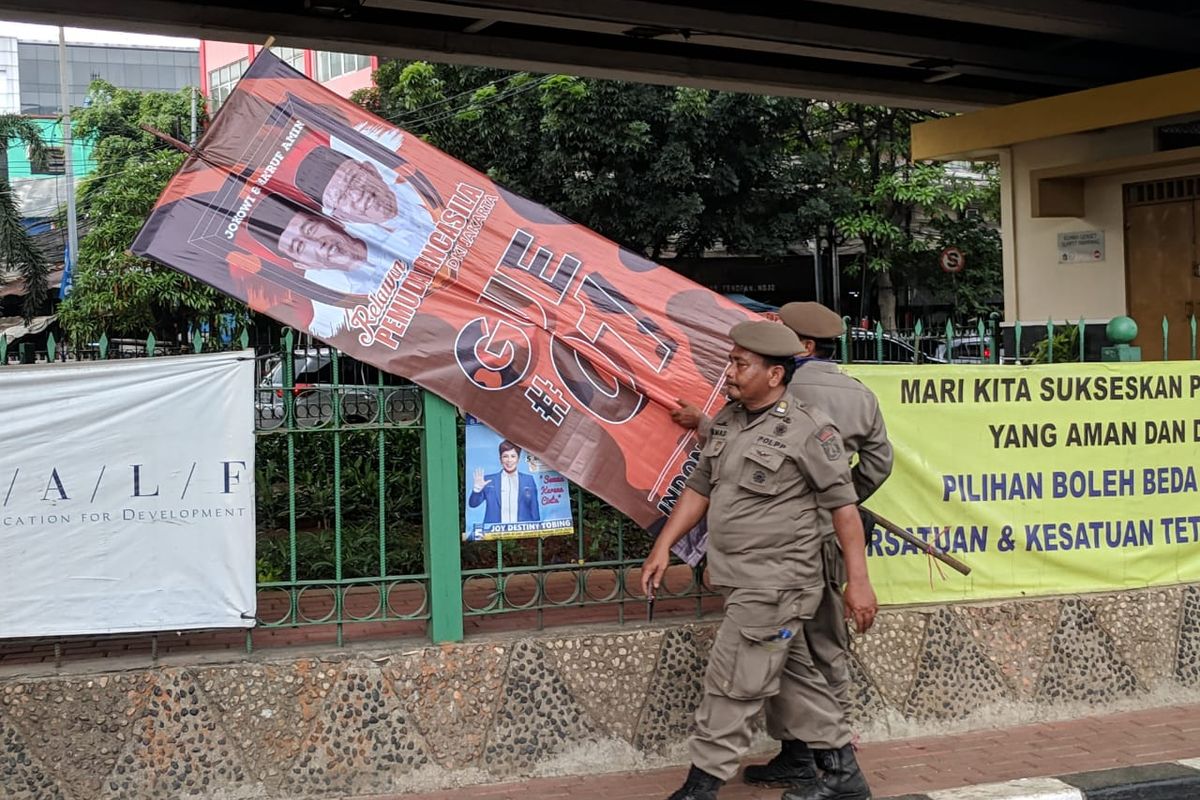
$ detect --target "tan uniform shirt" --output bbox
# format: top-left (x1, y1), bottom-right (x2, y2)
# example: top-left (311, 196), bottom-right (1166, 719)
top-left (685, 396), bottom-right (858, 590)
top-left (698, 361), bottom-right (892, 501)
top-left (789, 360), bottom-right (893, 502)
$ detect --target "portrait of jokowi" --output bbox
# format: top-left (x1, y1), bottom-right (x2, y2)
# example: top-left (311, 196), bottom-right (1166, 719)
top-left (131, 165), bottom-right (373, 339)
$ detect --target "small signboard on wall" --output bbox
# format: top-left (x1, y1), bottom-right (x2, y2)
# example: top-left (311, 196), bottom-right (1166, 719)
top-left (1057, 229), bottom-right (1105, 262)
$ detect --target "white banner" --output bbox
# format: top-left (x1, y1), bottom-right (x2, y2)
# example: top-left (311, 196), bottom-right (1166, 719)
top-left (0, 351), bottom-right (257, 638)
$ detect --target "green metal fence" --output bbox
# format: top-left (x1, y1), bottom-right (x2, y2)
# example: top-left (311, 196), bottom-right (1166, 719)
top-left (836, 314), bottom-right (1200, 365)
top-left (838, 317), bottom-right (1002, 365)
top-left (0, 326), bottom-right (713, 656)
top-left (251, 329), bottom-right (434, 647)
top-left (459, 485), bottom-right (712, 629)
top-left (1, 310), bottom-right (1195, 656)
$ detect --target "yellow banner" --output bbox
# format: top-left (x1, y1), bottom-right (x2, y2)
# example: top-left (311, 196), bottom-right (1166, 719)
top-left (843, 362), bottom-right (1200, 605)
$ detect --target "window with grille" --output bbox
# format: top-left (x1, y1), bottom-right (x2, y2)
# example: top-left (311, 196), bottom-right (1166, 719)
top-left (1124, 177), bottom-right (1200, 207)
top-left (29, 145), bottom-right (65, 175)
top-left (270, 46), bottom-right (306, 73)
top-left (207, 57), bottom-right (248, 112)
top-left (315, 51), bottom-right (371, 82)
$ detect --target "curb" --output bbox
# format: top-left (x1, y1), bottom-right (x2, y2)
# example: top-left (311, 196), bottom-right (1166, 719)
top-left (883, 758), bottom-right (1200, 800)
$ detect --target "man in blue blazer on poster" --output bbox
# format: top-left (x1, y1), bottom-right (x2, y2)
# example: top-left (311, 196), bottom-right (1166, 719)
top-left (469, 439), bottom-right (540, 523)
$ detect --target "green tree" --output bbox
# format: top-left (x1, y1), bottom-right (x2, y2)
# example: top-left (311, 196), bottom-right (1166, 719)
top-left (57, 82), bottom-right (249, 343)
top-left (358, 62), bottom-right (833, 260)
top-left (903, 210), bottom-right (1003, 320)
top-left (820, 105), bottom-right (1001, 327)
top-left (0, 114), bottom-right (50, 320)
top-left (359, 66), bottom-right (1001, 324)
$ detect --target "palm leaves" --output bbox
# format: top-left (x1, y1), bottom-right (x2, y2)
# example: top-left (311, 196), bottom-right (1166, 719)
top-left (0, 114), bottom-right (50, 320)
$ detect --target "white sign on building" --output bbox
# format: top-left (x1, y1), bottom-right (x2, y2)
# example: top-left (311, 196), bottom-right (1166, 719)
top-left (1057, 229), bottom-right (1106, 263)
top-left (0, 351), bottom-right (257, 638)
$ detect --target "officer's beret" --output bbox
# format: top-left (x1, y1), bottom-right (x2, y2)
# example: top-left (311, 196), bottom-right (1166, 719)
top-left (778, 301), bottom-right (845, 339)
top-left (729, 320), bottom-right (801, 357)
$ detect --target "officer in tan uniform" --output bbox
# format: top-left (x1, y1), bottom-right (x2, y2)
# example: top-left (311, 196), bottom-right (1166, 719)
top-left (672, 302), bottom-right (891, 798)
top-left (643, 320), bottom-right (877, 800)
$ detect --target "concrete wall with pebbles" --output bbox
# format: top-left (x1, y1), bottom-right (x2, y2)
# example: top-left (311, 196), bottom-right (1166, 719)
top-left (2, 584), bottom-right (1198, 799)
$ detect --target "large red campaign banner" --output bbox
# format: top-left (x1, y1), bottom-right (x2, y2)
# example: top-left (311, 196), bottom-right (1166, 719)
top-left (132, 52), bottom-right (752, 532)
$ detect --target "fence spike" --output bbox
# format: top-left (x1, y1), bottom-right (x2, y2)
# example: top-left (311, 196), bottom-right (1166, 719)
top-left (239, 329), bottom-right (250, 349)
top-left (1046, 319), bottom-right (1054, 365)
top-left (874, 321), bottom-right (884, 364)
top-left (0, 335), bottom-right (7, 365)
top-left (47, 332), bottom-right (57, 362)
top-left (914, 319), bottom-right (924, 337)
top-left (1014, 321), bottom-right (1022, 361)
top-left (1163, 315), bottom-right (1170, 361)
top-left (192, 331), bottom-right (203, 354)
top-left (1077, 318), bottom-right (1086, 362)
top-left (146, 333), bottom-right (157, 357)
top-left (1191, 314), bottom-right (1197, 361)
top-left (99, 333), bottom-right (109, 360)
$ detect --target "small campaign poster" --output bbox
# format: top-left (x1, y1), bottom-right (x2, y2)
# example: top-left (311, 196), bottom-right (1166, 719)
top-left (463, 416), bottom-right (574, 542)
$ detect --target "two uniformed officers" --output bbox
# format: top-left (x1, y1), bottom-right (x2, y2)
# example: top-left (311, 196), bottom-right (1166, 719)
top-left (672, 302), bottom-right (892, 797)
top-left (643, 320), bottom-right (877, 800)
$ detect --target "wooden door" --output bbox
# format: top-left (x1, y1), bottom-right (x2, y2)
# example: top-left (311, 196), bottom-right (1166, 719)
top-left (1124, 198), bottom-right (1200, 359)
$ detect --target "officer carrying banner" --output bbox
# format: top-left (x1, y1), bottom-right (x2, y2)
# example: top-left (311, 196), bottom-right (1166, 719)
top-left (643, 319), bottom-right (878, 800)
top-left (671, 302), bottom-right (892, 798)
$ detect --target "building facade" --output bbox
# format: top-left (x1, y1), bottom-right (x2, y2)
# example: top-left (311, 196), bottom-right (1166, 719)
top-left (1, 34), bottom-right (199, 325)
top-left (914, 69), bottom-right (1200, 360)
top-left (15, 39), bottom-right (198, 115)
top-left (2, 35), bottom-right (199, 219)
top-left (0, 37), bottom-right (17, 114)
top-left (199, 41), bottom-right (376, 111)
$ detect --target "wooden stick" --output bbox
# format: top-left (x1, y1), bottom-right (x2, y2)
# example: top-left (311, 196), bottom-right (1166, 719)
top-left (864, 509), bottom-right (973, 576)
top-left (140, 124), bottom-right (192, 154)
top-left (263, 36), bottom-right (277, 50)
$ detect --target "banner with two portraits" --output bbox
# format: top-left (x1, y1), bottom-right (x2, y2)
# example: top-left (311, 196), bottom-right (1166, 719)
top-left (132, 52), bottom-right (754, 535)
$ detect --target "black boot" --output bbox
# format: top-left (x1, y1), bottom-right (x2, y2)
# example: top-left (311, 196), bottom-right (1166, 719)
top-left (666, 765), bottom-right (724, 800)
top-left (742, 739), bottom-right (817, 788)
top-left (781, 744), bottom-right (871, 800)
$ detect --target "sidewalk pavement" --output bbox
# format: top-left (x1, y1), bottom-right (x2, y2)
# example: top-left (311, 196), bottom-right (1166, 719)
top-left (384, 703), bottom-right (1200, 799)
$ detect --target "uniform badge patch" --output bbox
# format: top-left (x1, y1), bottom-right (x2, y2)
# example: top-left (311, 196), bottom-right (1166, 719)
top-left (752, 470), bottom-right (767, 484)
top-left (816, 425), bottom-right (843, 461)
top-left (774, 422), bottom-right (788, 436)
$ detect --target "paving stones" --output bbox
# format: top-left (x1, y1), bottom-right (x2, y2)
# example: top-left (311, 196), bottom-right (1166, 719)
top-left (282, 660), bottom-right (430, 796)
top-left (853, 610), bottom-right (928, 708)
top-left (388, 643), bottom-right (509, 769)
top-left (1035, 599), bottom-right (1143, 704)
top-left (903, 608), bottom-right (1012, 720)
top-left (956, 601), bottom-right (1060, 700)
top-left (1175, 585), bottom-right (1200, 687)
top-left (543, 630), bottom-right (663, 742)
top-left (0, 707), bottom-right (64, 799)
top-left (634, 626), bottom-right (709, 753)
top-left (104, 669), bottom-right (258, 799)
top-left (0, 582), bottom-right (1197, 798)
top-left (845, 650), bottom-right (889, 729)
top-left (193, 659), bottom-right (329, 790)
top-left (484, 641), bottom-right (600, 774)
top-left (1090, 588), bottom-right (1182, 686)
top-left (0, 673), bottom-right (151, 799)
